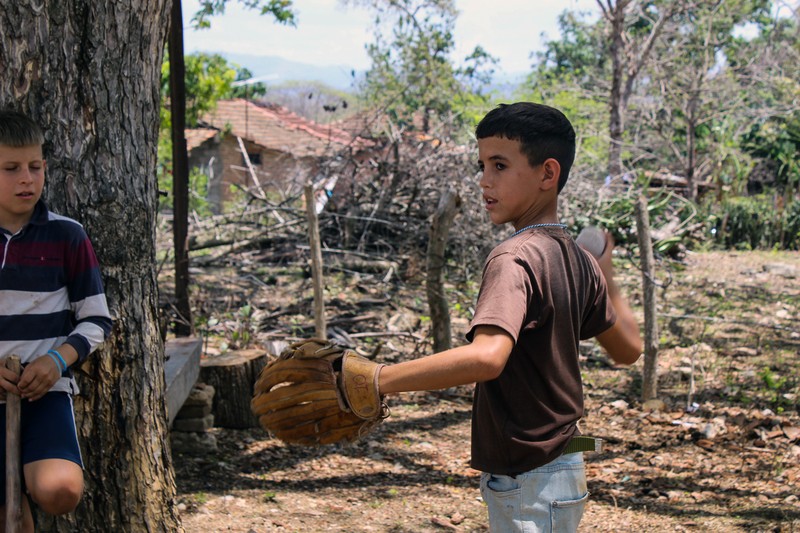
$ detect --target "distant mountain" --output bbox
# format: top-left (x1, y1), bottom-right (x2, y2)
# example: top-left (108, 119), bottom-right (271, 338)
top-left (214, 52), bottom-right (360, 91)
top-left (199, 51), bottom-right (526, 96)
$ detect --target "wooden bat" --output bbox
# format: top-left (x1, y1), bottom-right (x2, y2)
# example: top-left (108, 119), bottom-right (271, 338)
top-left (5, 355), bottom-right (22, 533)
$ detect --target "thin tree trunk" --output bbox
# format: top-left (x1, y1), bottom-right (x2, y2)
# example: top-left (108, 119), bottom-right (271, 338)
top-left (635, 196), bottom-right (659, 402)
top-left (599, 0), bottom-right (675, 181)
top-left (1, 1), bottom-right (181, 531)
top-left (426, 188), bottom-right (460, 353)
top-left (604, 0), bottom-right (629, 180)
top-left (686, 115), bottom-right (697, 201)
top-left (170, 0), bottom-right (193, 336)
top-left (685, 84), bottom-right (700, 202)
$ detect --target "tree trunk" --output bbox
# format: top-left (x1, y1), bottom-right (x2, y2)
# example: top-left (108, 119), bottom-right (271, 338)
top-left (605, 0), bottom-right (628, 180)
top-left (600, 0), bottom-right (674, 182)
top-left (686, 115), bottom-right (698, 202)
top-left (635, 196), bottom-right (659, 402)
top-left (685, 80), bottom-right (700, 202)
top-left (426, 188), bottom-right (460, 353)
top-left (0, 2), bottom-right (181, 531)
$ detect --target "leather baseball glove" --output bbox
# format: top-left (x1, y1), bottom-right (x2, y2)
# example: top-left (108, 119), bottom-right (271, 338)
top-left (251, 338), bottom-right (388, 445)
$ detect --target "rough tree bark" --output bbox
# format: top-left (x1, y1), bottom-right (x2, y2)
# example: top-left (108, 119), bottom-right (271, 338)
top-left (0, 2), bottom-right (180, 531)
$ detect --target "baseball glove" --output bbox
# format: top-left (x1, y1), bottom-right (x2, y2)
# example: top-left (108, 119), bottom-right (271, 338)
top-left (251, 338), bottom-right (388, 445)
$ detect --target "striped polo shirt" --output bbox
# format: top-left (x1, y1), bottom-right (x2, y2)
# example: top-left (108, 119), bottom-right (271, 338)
top-left (0, 200), bottom-right (112, 395)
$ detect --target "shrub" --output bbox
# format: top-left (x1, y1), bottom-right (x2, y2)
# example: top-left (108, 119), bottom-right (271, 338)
top-left (713, 194), bottom-right (798, 250)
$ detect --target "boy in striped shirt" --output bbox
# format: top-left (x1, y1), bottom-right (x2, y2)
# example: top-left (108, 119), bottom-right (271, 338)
top-left (0, 111), bottom-right (112, 531)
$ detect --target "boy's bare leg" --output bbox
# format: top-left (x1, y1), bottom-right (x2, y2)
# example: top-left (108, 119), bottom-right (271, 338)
top-left (0, 460), bottom-right (81, 533)
top-left (23, 459), bottom-right (83, 516)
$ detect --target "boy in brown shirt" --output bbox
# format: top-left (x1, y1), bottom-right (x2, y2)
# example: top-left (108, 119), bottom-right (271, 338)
top-left (378, 102), bottom-right (642, 532)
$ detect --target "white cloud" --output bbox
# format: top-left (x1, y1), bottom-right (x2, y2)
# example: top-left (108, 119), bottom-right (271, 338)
top-left (182, 0), bottom-right (373, 68)
top-left (454, 0), bottom-right (586, 74)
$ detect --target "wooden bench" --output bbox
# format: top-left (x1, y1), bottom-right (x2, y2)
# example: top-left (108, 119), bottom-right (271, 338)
top-left (164, 337), bottom-right (202, 426)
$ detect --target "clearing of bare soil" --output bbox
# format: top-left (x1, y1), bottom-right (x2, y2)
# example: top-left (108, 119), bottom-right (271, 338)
top-left (166, 249), bottom-right (800, 533)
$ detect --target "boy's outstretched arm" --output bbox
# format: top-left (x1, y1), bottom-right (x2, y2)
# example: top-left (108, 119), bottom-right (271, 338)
top-left (592, 233), bottom-right (643, 365)
top-left (379, 326), bottom-right (514, 394)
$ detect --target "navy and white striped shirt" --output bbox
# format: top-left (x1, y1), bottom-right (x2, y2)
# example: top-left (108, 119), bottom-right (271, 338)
top-left (0, 200), bottom-right (112, 395)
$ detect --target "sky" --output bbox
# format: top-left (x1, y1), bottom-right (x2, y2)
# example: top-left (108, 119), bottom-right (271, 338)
top-left (181, 0), bottom-right (593, 77)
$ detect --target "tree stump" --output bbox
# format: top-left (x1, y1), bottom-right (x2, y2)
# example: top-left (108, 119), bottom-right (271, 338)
top-left (199, 349), bottom-right (270, 429)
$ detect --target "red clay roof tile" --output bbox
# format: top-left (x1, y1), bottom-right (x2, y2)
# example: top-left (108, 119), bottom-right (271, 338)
top-left (199, 99), bottom-right (371, 157)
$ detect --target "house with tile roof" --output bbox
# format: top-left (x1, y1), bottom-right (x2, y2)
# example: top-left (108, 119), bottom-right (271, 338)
top-left (186, 98), bottom-right (372, 212)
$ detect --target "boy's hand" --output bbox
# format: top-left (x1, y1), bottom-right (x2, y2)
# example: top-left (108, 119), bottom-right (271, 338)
top-left (17, 355), bottom-right (62, 401)
top-left (592, 230), bottom-right (644, 365)
top-left (0, 363), bottom-right (22, 400)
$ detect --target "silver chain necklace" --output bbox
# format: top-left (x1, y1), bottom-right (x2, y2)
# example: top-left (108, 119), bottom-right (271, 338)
top-left (511, 222), bottom-right (567, 238)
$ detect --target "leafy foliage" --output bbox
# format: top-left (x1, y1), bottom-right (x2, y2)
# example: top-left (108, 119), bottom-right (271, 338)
top-left (712, 194), bottom-right (800, 250)
top-left (230, 67), bottom-right (268, 100)
top-left (351, 0), bottom-right (496, 135)
top-left (161, 52), bottom-right (256, 128)
top-left (157, 167), bottom-right (214, 215)
top-left (190, 0), bottom-right (296, 29)
top-left (742, 114), bottom-right (800, 193)
top-left (533, 10), bottom-right (608, 89)
top-left (158, 0), bottom-right (800, 252)
top-left (631, 0), bottom-right (775, 194)
top-left (159, 53), bottom-right (267, 210)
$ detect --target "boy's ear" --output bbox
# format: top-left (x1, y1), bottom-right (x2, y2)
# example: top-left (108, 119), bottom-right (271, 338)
top-left (541, 158), bottom-right (561, 191)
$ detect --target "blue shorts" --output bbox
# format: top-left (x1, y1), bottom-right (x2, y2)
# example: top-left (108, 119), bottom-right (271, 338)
top-left (0, 392), bottom-right (83, 502)
top-left (480, 452), bottom-right (588, 532)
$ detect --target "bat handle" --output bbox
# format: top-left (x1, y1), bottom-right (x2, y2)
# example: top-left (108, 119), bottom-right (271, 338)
top-left (5, 355), bottom-right (22, 533)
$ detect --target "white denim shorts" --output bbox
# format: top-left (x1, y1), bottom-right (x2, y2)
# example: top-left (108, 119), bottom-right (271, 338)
top-left (480, 452), bottom-right (588, 533)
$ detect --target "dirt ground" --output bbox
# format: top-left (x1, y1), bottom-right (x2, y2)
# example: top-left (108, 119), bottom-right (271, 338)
top-left (168, 249), bottom-right (800, 532)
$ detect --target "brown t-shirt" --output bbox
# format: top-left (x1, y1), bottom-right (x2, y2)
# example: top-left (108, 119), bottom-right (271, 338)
top-left (466, 227), bottom-right (616, 475)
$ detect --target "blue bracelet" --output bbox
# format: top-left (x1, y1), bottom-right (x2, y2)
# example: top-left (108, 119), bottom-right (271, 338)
top-left (46, 352), bottom-right (63, 372)
top-left (47, 349), bottom-right (67, 372)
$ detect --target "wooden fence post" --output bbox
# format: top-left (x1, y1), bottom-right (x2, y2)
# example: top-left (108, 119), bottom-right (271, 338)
top-left (426, 187), bottom-right (460, 353)
top-left (169, 0), bottom-right (192, 337)
top-left (635, 195), bottom-right (659, 401)
top-left (304, 184), bottom-right (327, 340)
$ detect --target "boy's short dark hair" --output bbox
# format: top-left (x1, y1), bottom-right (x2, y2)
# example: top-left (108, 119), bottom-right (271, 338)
top-left (0, 110), bottom-right (45, 147)
top-left (475, 102), bottom-right (576, 192)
